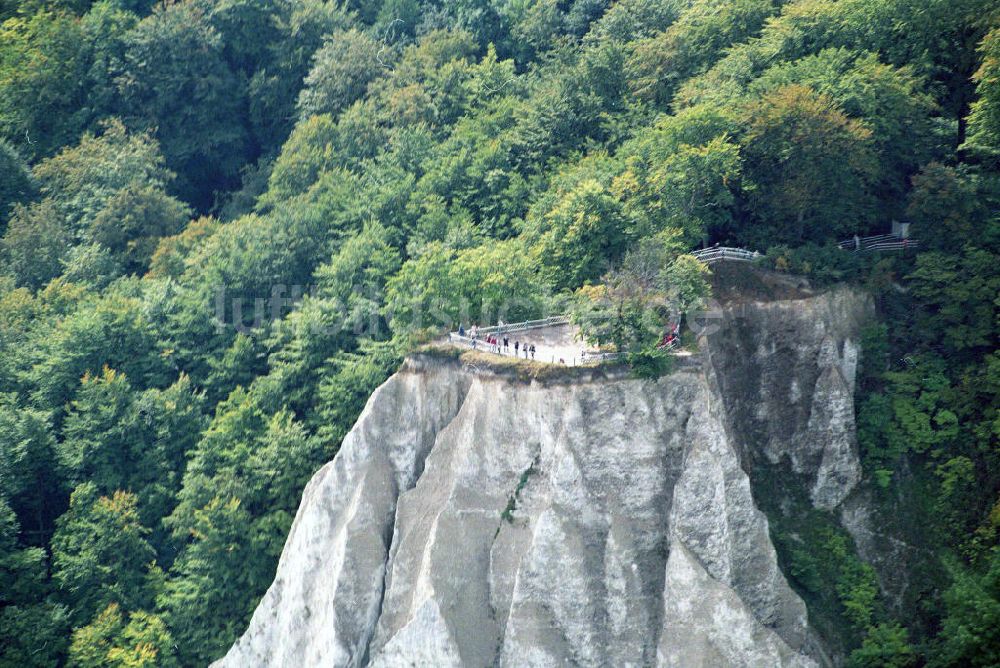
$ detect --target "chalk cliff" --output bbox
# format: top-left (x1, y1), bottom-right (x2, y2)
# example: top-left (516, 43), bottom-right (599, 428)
top-left (215, 287), bottom-right (873, 668)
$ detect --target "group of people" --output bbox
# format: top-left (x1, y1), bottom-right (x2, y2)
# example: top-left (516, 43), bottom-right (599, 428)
top-left (657, 323), bottom-right (682, 349)
top-left (457, 323), bottom-right (536, 360)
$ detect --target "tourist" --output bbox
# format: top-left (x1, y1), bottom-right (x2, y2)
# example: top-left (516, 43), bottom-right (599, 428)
top-left (530, 344), bottom-right (536, 360)
top-left (458, 323), bottom-right (465, 337)
top-left (503, 336), bottom-right (509, 352)
top-left (514, 341), bottom-right (519, 356)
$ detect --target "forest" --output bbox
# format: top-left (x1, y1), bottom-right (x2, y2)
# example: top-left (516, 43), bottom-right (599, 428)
top-left (0, 0), bottom-right (998, 665)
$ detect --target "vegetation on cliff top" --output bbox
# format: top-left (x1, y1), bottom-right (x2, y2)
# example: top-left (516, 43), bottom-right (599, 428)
top-left (0, 0), bottom-right (998, 665)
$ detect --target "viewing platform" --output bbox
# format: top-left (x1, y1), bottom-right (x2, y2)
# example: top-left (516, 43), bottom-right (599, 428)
top-left (447, 317), bottom-right (691, 367)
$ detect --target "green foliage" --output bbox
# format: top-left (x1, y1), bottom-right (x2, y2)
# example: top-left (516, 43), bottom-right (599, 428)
top-left (61, 243), bottom-right (124, 289)
top-left (315, 222), bottom-right (402, 306)
top-left (626, 347), bottom-right (673, 379)
top-left (117, 0), bottom-right (249, 206)
top-left (264, 114), bottom-right (345, 203)
top-left (848, 623), bottom-right (917, 668)
top-left (160, 493), bottom-right (288, 665)
top-left (32, 120), bottom-right (174, 234)
top-left (589, 0), bottom-right (680, 43)
top-left (664, 254), bottom-right (713, 315)
top-left (242, 0), bottom-right (352, 155)
top-left (677, 0), bottom-right (994, 111)
top-left (18, 118), bottom-right (191, 278)
top-left (906, 163), bottom-right (992, 252)
top-left (68, 603), bottom-right (178, 668)
top-left (0, 496), bottom-right (48, 605)
top-left (89, 183), bottom-right (191, 274)
top-left (741, 84), bottom-right (877, 244)
top-left (966, 27), bottom-right (1000, 163)
top-left (571, 283), bottom-right (647, 353)
top-left (154, 377), bottom-right (335, 663)
top-left (626, 0), bottom-right (780, 107)
top-left (310, 341), bottom-right (401, 447)
top-left (829, 532), bottom-right (881, 629)
top-left (749, 48), bottom-right (938, 217)
top-left (535, 179), bottom-right (631, 290)
top-left (1, 200), bottom-right (71, 289)
top-left (24, 292), bottom-right (170, 412)
top-left (764, 242), bottom-right (871, 285)
top-left (297, 28), bottom-right (383, 119)
top-left (159, 495), bottom-right (265, 665)
top-left (615, 107), bottom-right (741, 244)
top-left (0, 5), bottom-right (134, 161)
top-left (857, 357), bottom-right (961, 475)
top-left (570, 233), bottom-right (709, 352)
top-left (931, 551), bottom-right (1000, 667)
top-left (200, 0), bottom-right (283, 76)
top-left (0, 394), bottom-right (65, 538)
top-left (186, 207), bottom-right (330, 312)
top-left (0, 600), bottom-right (70, 667)
top-left (386, 238), bottom-right (549, 335)
top-left (846, 187), bottom-right (999, 661)
top-left (908, 246), bottom-right (1000, 353)
top-left (0, 139), bottom-right (33, 229)
top-left (500, 458), bottom-right (538, 525)
top-left (147, 216), bottom-right (219, 280)
top-left (58, 367), bottom-right (204, 529)
top-left (0, 0), bottom-right (997, 663)
top-left (51, 483), bottom-right (156, 624)
top-left (767, 489), bottom-right (886, 651)
top-left (502, 0), bottom-right (564, 64)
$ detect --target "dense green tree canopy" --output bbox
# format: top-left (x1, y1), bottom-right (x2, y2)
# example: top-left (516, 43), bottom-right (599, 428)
top-left (51, 483), bottom-right (156, 624)
top-left (0, 140), bottom-right (32, 230)
top-left (966, 27), bottom-right (1000, 163)
top-left (740, 84), bottom-right (877, 244)
top-left (297, 28), bottom-right (384, 119)
top-left (116, 1), bottom-right (249, 206)
top-left (0, 0), bottom-right (998, 664)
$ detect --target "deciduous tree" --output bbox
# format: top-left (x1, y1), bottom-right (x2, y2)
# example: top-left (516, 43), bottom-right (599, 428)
top-left (740, 84), bottom-right (877, 244)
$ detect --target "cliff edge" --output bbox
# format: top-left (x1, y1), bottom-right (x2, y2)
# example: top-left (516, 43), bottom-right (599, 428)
top-left (214, 285), bottom-right (873, 667)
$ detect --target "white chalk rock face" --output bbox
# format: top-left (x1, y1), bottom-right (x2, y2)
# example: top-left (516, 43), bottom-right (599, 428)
top-left (215, 289), bottom-right (872, 668)
top-left (658, 542), bottom-right (815, 668)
